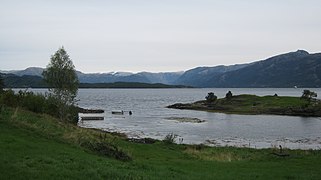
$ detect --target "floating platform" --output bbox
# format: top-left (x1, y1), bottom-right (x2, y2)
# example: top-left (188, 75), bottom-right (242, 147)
top-left (81, 116), bottom-right (104, 120)
top-left (78, 107), bottom-right (104, 114)
top-left (112, 110), bottom-right (124, 115)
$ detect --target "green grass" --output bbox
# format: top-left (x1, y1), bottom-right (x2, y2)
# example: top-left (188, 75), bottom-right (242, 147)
top-left (215, 95), bottom-right (309, 113)
top-left (1, 107), bottom-right (321, 179)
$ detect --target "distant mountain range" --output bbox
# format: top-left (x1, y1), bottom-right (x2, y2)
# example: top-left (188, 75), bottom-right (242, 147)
top-left (1, 68), bottom-right (183, 85)
top-left (77, 71), bottom-right (183, 85)
top-left (176, 50), bottom-right (321, 88)
top-left (173, 64), bottom-right (251, 87)
top-left (0, 73), bottom-right (190, 89)
top-left (206, 50), bottom-right (321, 88)
top-left (1, 50), bottom-right (321, 88)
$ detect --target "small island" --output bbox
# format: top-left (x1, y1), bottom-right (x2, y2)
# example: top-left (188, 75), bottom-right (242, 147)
top-left (167, 90), bottom-right (321, 117)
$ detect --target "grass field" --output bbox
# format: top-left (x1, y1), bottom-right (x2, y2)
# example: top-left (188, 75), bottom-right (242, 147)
top-left (1, 107), bottom-right (321, 179)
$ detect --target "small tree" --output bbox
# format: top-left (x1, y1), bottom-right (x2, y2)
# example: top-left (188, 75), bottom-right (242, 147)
top-left (42, 47), bottom-right (79, 121)
top-left (301, 90), bottom-right (317, 101)
top-left (206, 92), bottom-right (217, 103)
top-left (225, 91), bottom-right (233, 100)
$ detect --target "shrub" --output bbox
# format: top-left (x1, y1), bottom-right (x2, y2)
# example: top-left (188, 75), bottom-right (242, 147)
top-left (0, 89), bottom-right (79, 124)
top-left (225, 91), bottom-right (233, 100)
top-left (18, 90), bottom-right (46, 113)
top-left (301, 90), bottom-right (317, 101)
top-left (43, 93), bottom-right (59, 116)
top-left (163, 133), bottom-right (177, 144)
top-left (0, 89), bottom-right (18, 107)
top-left (81, 141), bottom-right (131, 161)
top-left (206, 92), bottom-right (217, 103)
top-left (0, 75), bottom-right (4, 93)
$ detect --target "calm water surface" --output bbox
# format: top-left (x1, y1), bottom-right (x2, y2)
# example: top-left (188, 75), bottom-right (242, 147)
top-left (75, 88), bottom-right (321, 149)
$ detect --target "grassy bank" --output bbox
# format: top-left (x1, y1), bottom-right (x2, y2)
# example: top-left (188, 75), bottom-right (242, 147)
top-left (168, 94), bottom-right (321, 116)
top-left (1, 108), bottom-right (321, 179)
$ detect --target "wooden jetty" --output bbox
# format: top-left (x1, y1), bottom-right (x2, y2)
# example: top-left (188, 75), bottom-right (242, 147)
top-left (79, 107), bottom-right (105, 121)
top-left (80, 116), bottom-right (104, 120)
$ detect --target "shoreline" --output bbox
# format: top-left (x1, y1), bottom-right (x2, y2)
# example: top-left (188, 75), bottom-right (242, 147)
top-left (80, 123), bottom-right (321, 150)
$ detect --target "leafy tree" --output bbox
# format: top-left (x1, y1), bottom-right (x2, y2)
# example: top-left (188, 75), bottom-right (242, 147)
top-left (42, 47), bottom-right (79, 121)
top-left (205, 92), bottom-right (217, 103)
top-left (301, 89), bottom-right (317, 101)
top-left (225, 91), bottom-right (233, 100)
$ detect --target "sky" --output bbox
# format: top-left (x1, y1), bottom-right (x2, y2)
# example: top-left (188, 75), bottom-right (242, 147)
top-left (1, 0), bottom-right (321, 73)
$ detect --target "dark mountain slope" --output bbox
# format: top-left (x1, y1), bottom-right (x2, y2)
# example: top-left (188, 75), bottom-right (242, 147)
top-left (75, 72), bottom-right (153, 84)
top-left (137, 72), bottom-right (183, 85)
top-left (0, 73), bottom-right (186, 88)
top-left (209, 50), bottom-right (321, 87)
top-left (174, 64), bottom-right (250, 87)
top-left (3, 68), bottom-right (181, 84)
top-left (1, 73), bottom-right (46, 88)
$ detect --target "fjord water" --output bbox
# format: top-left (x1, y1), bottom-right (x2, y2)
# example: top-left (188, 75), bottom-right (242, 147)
top-left (77, 88), bottom-right (321, 149)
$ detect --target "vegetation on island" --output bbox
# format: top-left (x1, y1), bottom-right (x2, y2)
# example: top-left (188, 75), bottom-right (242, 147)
top-left (168, 90), bottom-right (321, 117)
top-left (301, 89), bottom-right (318, 101)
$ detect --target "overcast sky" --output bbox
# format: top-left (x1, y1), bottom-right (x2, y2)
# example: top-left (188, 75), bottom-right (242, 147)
top-left (1, 0), bottom-right (321, 73)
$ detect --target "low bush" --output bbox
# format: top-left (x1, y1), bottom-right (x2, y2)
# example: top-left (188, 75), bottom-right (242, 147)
top-left (82, 141), bottom-right (131, 161)
top-left (163, 133), bottom-right (178, 144)
top-left (0, 89), bottom-right (18, 107)
top-left (225, 91), bottom-right (233, 100)
top-left (0, 89), bottom-right (78, 123)
top-left (206, 92), bottom-right (217, 103)
top-left (18, 90), bottom-right (46, 113)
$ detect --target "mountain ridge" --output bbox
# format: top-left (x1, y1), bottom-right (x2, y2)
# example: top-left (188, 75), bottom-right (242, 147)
top-left (1, 67), bottom-right (183, 85)
top-left (205, 50), bottom-right (321, 88)
top-left (1, 50), bottom-right (321, 88)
